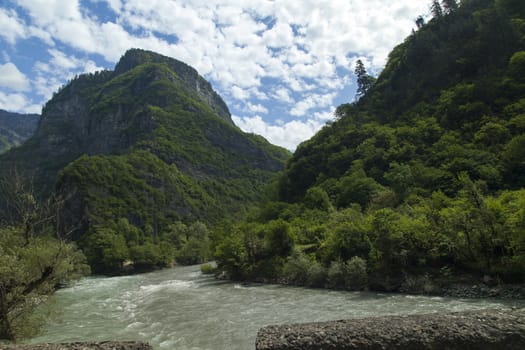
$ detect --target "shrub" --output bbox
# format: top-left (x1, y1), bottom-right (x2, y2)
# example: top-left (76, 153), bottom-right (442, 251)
top-left (400, 273), bottom-right (437, 294)
top-left (326, 257), bottom-right (368, 290)
top-left (282, 250), bottom-right (311, 285)
top-left (306, 261), bottom-right (327, 288)
top-left (200, 263), bottom-right (216, 274)
top-left (327, 260), bottom-right (346, 289)
top-left (344, 256), bottom-right (368, 290)
top-left (282, 250), bottom-right (327, 287)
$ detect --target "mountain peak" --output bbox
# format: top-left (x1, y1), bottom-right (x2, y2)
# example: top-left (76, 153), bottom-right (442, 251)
top-left (114, 48), bottom-right (232, 124)
top-left (114, 48), bottom-right (173, 75)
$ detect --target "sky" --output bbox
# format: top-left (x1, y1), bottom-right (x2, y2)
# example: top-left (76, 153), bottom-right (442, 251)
top-left (0, 0), bottom-right (431, 150)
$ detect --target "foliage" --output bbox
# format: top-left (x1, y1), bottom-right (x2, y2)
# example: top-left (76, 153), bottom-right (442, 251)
top-left (0, 228), bottom-right (89, 340)
top-left (354, 60), bottom-right (376, 99)
top-left (0, 173), bottom-right (89, 341)
top-left (200, 263), bottom-right (216, 274)
top-left (214, 0), bottom-right (525, 288)
top-left (0, 49), bottom-right (290, 275)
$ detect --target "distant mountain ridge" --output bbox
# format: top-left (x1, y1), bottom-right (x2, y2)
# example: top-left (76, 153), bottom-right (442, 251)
top-left (0, 48), bottom-right (290, 273)
top-left (0, 110), bottom-right (39, 154)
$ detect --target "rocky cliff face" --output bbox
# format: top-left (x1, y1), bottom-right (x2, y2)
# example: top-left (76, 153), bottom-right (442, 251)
top-left (113, 49), bottom-right (232, 125)
top-left (33, 49), bottom-right (232, 159)
top-left (0, 49), bottom-right (289, 247)
top-left (1, 49), bottom-right (288, 193)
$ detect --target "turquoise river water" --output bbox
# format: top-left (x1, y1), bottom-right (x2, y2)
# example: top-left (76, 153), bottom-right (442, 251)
top-left (27, 265), bottom-right (524, 350)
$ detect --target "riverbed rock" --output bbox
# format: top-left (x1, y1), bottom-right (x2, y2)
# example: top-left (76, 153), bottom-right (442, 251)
top-left (256, 308), bottom-right (525, 350)
top-left (0, 341), bottom-right (153, 350)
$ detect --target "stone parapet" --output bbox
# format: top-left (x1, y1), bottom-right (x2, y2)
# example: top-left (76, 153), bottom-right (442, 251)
top-left (256, 308), bottom-right (525, 350)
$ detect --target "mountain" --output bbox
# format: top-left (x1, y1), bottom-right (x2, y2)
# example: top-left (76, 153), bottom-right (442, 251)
top-left (0, 110), bottom-right (39, 154)
top-left (215, 0), bottom-right (525, 288)
top-left (0, 48), bottom-right (290, 273)
top-left (279, 0), bottom-right (525, 203)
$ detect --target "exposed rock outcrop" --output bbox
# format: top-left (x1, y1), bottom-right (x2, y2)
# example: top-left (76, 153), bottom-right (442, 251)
top-left (256, 308), bottom-right (525, 350)
top-left (0, 48), bottom-right (289, 241)
top-left (114, 49), bottom-right (232, 125)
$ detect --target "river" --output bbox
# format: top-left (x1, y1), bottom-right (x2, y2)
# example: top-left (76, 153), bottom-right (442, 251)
top-left (28, 265), bottom-right (524, 350)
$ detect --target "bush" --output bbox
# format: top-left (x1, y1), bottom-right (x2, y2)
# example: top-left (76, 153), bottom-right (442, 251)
top-left (129, 242), bottom-right (171, 270)
top-left (200, 263), bottom-right (216, 274)
top-left (264, 219), bottom-right (295, 257)
top-left (326, 257), bottom-right (368, 290)
top-left (326, 260), bottom-right (346, 289)
top-left (306, 261), bottom-right (327, 288)
top-left (400, 273), bottom-right (437, 294)
top-left (282, 250), bottom-right (327, 287)
top-left (82, 227), bottom-right (129, 274)
top-left (0, 227), bottom-right (89, 340)
top-left (282, 250), bottom-right (311, 285)
top-left (344, 256), bottom-right (368, 290)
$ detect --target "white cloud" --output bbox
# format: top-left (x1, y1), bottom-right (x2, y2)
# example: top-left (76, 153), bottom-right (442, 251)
top-left (0, 8), bottom-right (27, 44)
top-left (262, 22), bottom-right (294, 49)
top-left (245, 103), bottom-right (268, 114)
top-left (0, 62), bottom-right (30, 92)
top-left (231, 85), bottom-right (250, 100)
top-left (290, 92), bottom-right (336, 117)
top-left (32, 48), bottom-right (105, 101)
top-left (271, 87), bottom-right (293, 104)
top-left (15, 0), bottom-right (82, 25)
top-left (233, 115), bottom-right (325, 151)
top-left (1, 0), bottom-right (430, 142)
top-left (0, 91), bottom-right (40, 113)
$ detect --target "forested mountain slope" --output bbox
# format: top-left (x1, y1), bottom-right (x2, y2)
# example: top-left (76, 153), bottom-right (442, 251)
top-left (280, 0), bottom-right (525, 202)
top-left (0, 49), bottom-right (290, 273)
top-left (0, 110), bottom-right (39, 154)
top-left (215, 0), bottom-right (525, 290)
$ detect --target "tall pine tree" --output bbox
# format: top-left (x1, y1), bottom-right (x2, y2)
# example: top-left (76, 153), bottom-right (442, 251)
top-left (354, 60), bottom-right (375, 99)
top-left (431, 0), bottom-right (444, 18)
top-left (442, 0), bottom-right (458, 14)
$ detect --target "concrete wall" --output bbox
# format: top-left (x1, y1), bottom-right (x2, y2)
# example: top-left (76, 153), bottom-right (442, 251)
top-left (256, 308), bottom-right (525, 350)
top-left (0, 341), bottom-right (152, 350)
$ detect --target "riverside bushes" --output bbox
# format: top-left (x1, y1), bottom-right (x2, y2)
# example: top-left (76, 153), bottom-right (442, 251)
top-left (215, 0), bottom-right (525, 290)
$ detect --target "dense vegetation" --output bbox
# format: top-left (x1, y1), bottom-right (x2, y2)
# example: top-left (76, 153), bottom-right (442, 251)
top-left (0, 173), bottom-right (89, 341)
top-left (215, 0), bottom-right (525, 291)
top-left (0, 110), bottom-right (39, 154)
top-left (0, 50), bottom-right (290, 275)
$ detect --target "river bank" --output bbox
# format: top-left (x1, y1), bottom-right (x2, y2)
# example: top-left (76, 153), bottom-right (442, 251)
top-left (13, 266), bottom-right (525, 349)
top-left (218, 269), bottom-right (525, 299)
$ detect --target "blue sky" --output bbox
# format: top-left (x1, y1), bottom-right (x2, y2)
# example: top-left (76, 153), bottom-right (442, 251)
top-left (0, 0), bottom-right (430, 150)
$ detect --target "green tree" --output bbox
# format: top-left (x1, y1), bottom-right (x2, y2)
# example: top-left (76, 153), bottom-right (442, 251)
top-left (442, 0), bottom-right (458, 14)
top-left (264, 220), bottom-right (295, 257)
top-left (215, 234), bottom-right (248, 280)
top-left (82, 227), bottom-right (129, 274)
top-left (0, 173), bottom-right (89, 341)
top-left (431, 0), bottom-right (444, 18)
top-left (354, 59), bottom-right (375, 99)
top-left (176, 221), bottom-right (211, 265)
top-left (0, 228), bottom-right (89, 341)
top-left (304, 186), bottom-right (333, 211)
top-left (508, 51), bottom-right (525, 82)
top-left (318, 209), bottom-right (371, 263)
